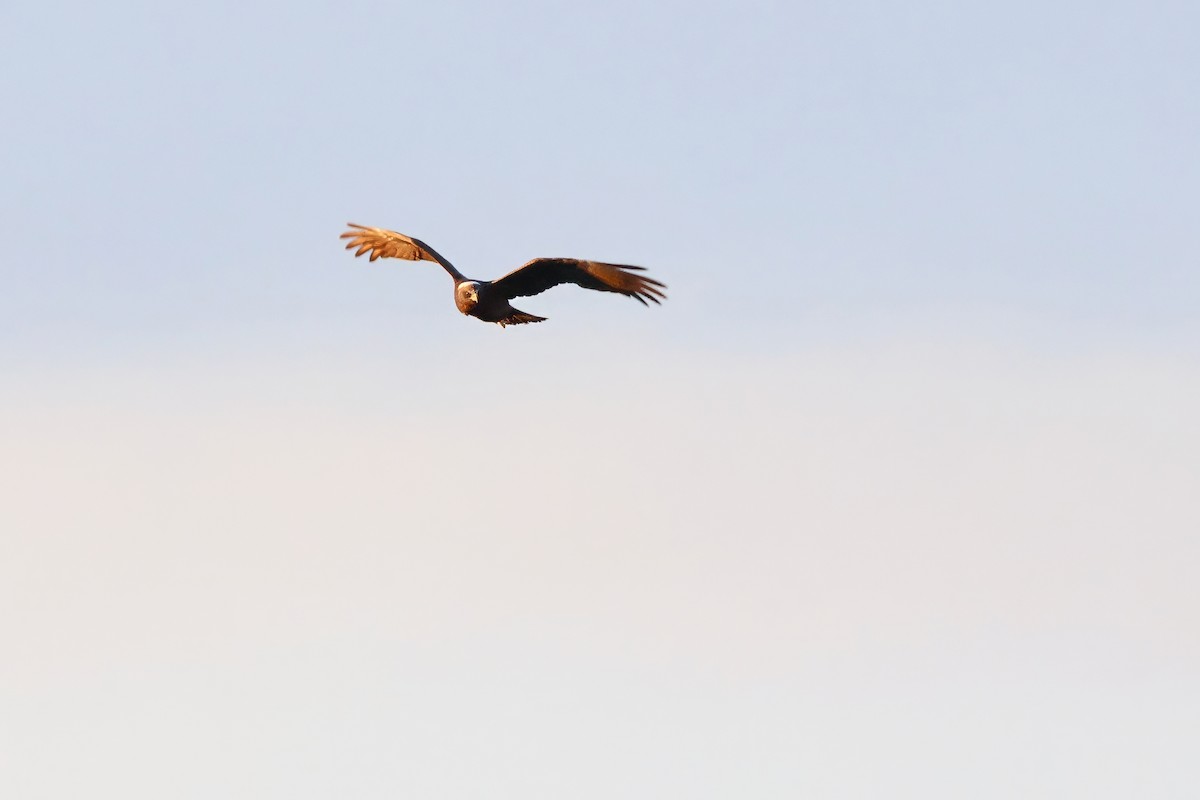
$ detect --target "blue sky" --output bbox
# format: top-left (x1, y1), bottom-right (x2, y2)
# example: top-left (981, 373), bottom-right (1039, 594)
top-left (3, 0), bottom-right (1196, 358)
top-left (2, 2), bottom-right (1198, 797)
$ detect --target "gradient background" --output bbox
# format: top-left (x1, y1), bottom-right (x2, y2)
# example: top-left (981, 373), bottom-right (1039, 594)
top-left (2, 1), bottom-right (1198, 796)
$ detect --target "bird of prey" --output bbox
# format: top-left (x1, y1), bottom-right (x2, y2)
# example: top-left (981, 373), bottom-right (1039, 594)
top-left (340, 223), bottom-right (666, 327)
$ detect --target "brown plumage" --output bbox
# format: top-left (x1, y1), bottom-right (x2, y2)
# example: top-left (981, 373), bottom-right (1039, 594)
top-left (339, 223), bottom-right (666, 327)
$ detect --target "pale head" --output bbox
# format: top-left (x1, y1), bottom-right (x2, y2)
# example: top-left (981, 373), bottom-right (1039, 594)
top-left (455, 281), bottom-right (482, 314)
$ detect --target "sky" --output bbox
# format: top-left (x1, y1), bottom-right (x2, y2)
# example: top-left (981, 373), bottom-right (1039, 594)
top-left (2, 1), bottom-right (1198, 797)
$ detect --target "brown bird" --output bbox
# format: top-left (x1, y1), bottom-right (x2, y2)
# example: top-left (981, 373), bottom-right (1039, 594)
top-left (340, 223), bottom-right (666, 327)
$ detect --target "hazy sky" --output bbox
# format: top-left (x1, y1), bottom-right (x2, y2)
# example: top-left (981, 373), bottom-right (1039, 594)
top-left (2, 1), bottom-right (1198, 797)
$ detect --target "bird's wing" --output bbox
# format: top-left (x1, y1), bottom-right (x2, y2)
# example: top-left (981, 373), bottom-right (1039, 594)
top-left (339, 223), bottom-right (465, 281)
top-left (490, 258), bottom-right (667, 306)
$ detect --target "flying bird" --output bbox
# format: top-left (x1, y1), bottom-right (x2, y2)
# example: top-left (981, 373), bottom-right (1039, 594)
top-left (340, 223), bottom-right (666, 327)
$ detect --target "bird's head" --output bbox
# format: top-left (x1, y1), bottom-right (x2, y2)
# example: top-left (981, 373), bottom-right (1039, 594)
top-left (456, 281), bottom-right (482, 310)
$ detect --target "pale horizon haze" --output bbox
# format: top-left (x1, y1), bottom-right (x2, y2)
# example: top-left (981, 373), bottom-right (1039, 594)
top-left (2, 1), bottom-right (1198, 797)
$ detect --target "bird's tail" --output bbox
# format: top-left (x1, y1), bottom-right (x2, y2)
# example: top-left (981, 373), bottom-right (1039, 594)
top-left (498, 311), bottom-right (547, 327)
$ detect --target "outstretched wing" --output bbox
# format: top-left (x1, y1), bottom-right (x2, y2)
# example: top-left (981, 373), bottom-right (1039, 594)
top-left (339, 223), bottom-right (465, 281)
top-left (490, 258), bottom-right (667, 306)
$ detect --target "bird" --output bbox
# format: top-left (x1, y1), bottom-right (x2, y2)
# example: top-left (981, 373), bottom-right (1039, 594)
top-left (339, 223), bottom-right (666, 327)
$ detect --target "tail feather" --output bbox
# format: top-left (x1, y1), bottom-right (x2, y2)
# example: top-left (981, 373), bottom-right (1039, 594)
top-left (498, 310), bottom-right (547, 327)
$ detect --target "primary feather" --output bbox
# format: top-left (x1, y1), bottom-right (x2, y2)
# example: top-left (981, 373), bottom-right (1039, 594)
top-left (339, 224), bottom-right (464, 280)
